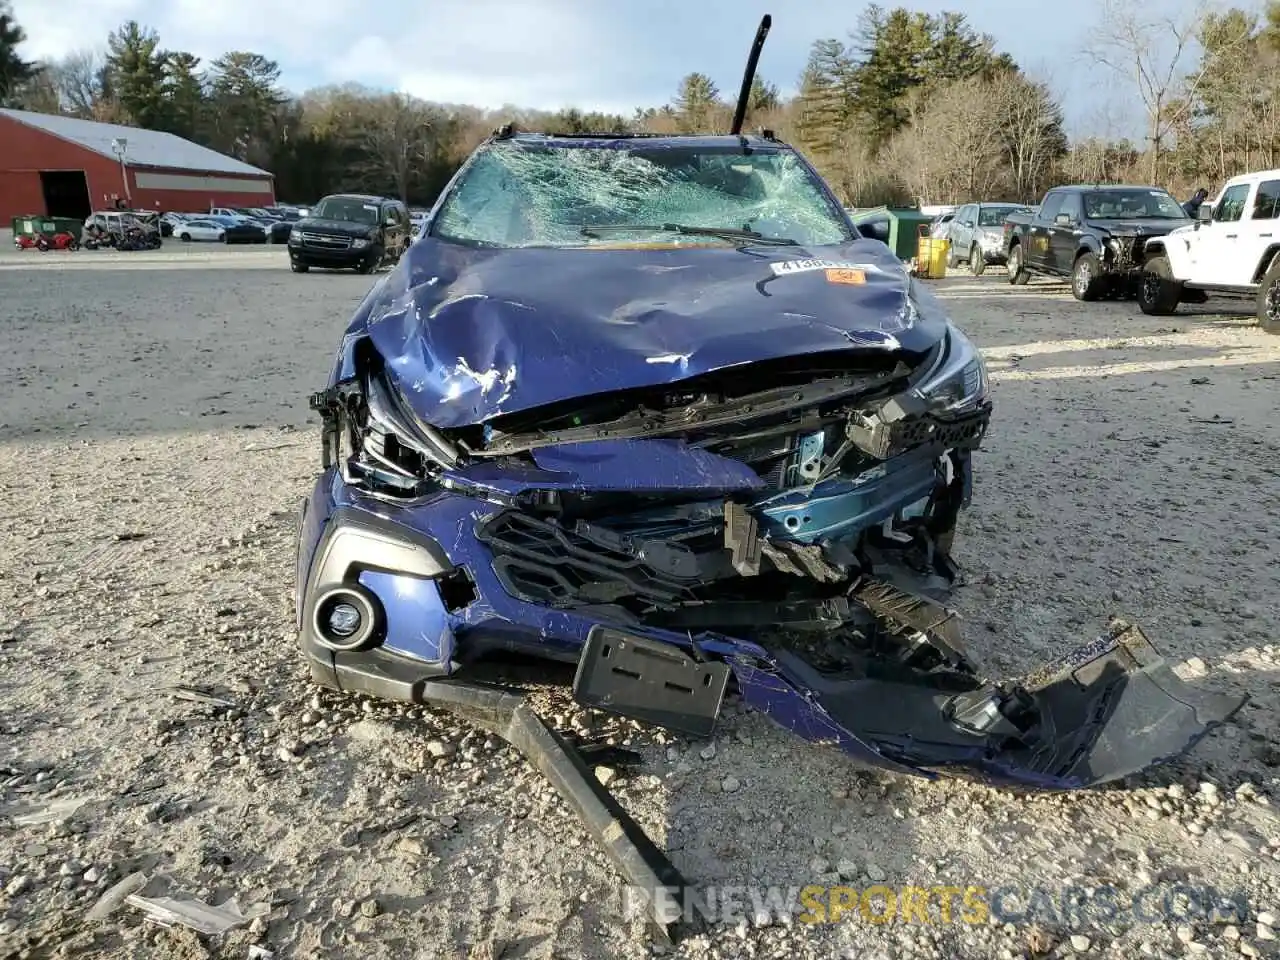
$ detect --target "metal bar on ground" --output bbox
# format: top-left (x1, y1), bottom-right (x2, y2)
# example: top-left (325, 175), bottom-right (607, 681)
top-left (417, 679), bottom-right (703, 943)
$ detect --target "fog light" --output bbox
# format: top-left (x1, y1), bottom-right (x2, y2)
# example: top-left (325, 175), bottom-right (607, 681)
top-left (312, 586), bottom-right (380, 651)
top-left (327, 602), bottom-right (361, 637)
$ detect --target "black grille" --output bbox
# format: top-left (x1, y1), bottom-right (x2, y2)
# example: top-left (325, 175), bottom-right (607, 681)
top-left (299, 232), bottom-right (352, 249)
top-left (475, 510), bottom-right (730, 609)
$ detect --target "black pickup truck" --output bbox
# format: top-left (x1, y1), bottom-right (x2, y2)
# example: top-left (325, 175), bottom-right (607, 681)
top-left (1003, 185), bottom-right (1191, 300)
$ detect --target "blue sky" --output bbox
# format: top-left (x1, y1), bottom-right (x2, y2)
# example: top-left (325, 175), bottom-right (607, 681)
top-left (10, 0), bottom-right (1209, 137)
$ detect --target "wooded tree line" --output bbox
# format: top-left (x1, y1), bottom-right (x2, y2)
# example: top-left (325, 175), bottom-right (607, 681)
top-left (1, 1), bottom-right (1279, 207)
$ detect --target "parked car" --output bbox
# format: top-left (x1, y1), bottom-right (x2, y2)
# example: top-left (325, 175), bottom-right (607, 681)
top-left (945, 202), bottom-right (1031, 275)
top-left (267, 205), bottom-right (304, 221)
top-left (204, 215), bottom-right (267, 243)
top-left (1003, 185), bottom-right (1190, 299)
top-left (211, 207), bottom-right (275, 235)
top-left (158, 212), bottom-right (190, 237)
top-left (267, 220), bottom-right (293, 243)
top-left (1133, 169), bottom-right (1280, 332)
top-left (286, 193), bottom-right (411, 273)
top-left (294, 126), bottom-right (1236, 791)
top-left (174, 218), bottom-right (227, 242)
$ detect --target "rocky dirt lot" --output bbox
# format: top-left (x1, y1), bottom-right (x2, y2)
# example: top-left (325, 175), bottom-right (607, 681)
top-left (0, 249), bottom-right (1278, 960)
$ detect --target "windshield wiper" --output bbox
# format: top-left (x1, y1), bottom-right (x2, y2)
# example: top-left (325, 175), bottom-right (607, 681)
top-left (580, 223), bottom-right (798, 245)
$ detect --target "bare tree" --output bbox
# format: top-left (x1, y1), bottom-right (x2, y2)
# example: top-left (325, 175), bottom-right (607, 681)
top-left (990, 72), bottom-right (1066, 201)
top-left (881, 78), bottom-right (1005, 204)
top-left (53, 50), bottom-right (105, 116)
top-left (1083, 0), bottom-right (1250, 183)
top-left (356, 93), bottom-right (439, 203)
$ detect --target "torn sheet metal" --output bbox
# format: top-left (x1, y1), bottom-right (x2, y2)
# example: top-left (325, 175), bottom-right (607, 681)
top-left (357, 236), bottom-right (943, 429)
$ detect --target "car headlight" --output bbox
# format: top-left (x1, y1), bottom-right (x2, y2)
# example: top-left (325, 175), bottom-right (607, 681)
top-left (913, 326), bottom-right (990, 414)
top-left (288, 233), bottom-right (301, 246)
top-left (352, 239), bottom-right (369, 249)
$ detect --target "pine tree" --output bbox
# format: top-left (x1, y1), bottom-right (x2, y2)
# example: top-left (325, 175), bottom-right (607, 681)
top-left (0, 1), bottom-right (39, 107)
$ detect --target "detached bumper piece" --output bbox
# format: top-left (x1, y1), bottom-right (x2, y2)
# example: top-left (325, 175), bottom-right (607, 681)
top-left (743, 618), bottom-right (1246, 789)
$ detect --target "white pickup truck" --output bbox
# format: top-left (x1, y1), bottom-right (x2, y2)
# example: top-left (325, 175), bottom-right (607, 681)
top-left (1138, 169), bottom-right (1280, 333)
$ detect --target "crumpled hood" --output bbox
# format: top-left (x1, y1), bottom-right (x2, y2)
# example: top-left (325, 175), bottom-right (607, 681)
top-left (358, 236), bottom-right (948, 429)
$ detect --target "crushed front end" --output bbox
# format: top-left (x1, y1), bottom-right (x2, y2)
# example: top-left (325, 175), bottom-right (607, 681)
top-left (297, 320), bottom-right (1242, 790)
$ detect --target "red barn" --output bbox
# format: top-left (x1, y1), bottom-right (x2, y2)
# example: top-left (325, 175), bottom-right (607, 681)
top-left (0, 108), bottom-right (275, 222)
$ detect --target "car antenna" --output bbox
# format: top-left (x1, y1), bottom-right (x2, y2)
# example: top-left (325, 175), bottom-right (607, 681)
top-left (729, 14), bottom-right (772, 137)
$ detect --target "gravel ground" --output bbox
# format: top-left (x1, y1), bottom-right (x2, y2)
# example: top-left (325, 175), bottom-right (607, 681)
top-left (1, 248), bottom-right (1278, 960)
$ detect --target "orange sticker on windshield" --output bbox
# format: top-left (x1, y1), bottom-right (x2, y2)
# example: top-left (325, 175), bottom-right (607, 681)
top-left (825, 268), bottom-right (866, 285)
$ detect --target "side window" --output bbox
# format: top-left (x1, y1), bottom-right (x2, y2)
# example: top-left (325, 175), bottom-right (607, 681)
top-left (1060, 194), bottom-right (1083, 222)
top-left (1039, 193), bottom-right (1065, 221)
top-left (1251, 180), bottom-right (1280, 219)
top-left (1214, 183), bottom-right (1250, 222)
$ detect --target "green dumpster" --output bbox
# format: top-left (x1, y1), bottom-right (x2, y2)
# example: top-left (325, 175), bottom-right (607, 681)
top-left (10, 215), bottom-right (83, 241)
top-left (848, 206), bottom-right (935, 261)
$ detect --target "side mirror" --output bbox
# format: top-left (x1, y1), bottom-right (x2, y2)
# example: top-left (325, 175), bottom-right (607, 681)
top-left (1054, 213), bottom-right (1072, 225)
top-left (862, 221), bottom-right (890, 244)
top-left (1197, 203), bottom-right (1214, 222)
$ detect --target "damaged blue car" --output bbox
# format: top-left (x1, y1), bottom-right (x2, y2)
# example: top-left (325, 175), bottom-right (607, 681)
top-left (296, 127), bottom-right (1242, 792)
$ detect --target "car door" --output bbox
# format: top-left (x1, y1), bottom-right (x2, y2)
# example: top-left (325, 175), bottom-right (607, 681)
top-left (1241, 178), bottom-right (1280, 287)
top-left (950, 205), bottom-right (974, 255)
top-left (1049, 193), bottom-right (1085, 272)
top-left (388, 203), bottom-right (408, 253)
top-left (1025, 192), bottom-right (1064, 269)
top-left (1188, 182), bottom-right (1251, 285)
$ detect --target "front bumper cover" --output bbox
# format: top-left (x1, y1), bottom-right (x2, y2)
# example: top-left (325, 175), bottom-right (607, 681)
top-left (297, 470), bottom-right (1245, 792)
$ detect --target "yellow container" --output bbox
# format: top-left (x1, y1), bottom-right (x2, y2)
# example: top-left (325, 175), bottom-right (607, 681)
top-left (915, 230), bottom-right (950, 279)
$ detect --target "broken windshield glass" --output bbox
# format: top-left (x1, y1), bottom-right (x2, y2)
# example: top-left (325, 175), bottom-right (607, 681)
top-left (432, 142), bottom-right (854, 248)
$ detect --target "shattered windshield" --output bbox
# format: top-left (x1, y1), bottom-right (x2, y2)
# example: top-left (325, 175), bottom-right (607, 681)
top-left (310, 196), bottom-right (380, 225)
top-left (431, 141), bottom-right (854, 248)
top-left (1083, 190), bottom-right (1186, 220)
top-left (978, 205), bottom-right (1026, 226)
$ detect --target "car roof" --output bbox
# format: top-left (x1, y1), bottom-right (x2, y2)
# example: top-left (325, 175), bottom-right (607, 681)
top-left (1053, 184), bottom-right (1174, 192)
top-left (320, 193), bottom-right (388, 202)
top-left (495, 132), bottom-right (788, 151)
top-left (1224, 169), bottom-right (1280, 184)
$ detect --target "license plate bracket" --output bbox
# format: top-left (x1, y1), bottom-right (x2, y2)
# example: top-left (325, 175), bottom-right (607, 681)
top-left (573, 626), bottom-right (730, 737)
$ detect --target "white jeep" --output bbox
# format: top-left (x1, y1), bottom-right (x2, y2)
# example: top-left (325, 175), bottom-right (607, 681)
top-left (1138, 169), bottom-right (1280, 334)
